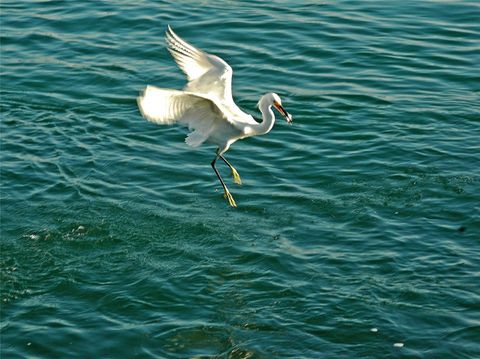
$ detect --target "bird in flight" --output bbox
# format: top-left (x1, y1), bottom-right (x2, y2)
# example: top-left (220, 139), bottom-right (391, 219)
top-left (137, 26), bottom-right (293, 207)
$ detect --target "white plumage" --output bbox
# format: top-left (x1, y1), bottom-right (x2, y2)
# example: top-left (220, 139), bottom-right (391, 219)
top-left (137, 26), bottom-right (293, 207)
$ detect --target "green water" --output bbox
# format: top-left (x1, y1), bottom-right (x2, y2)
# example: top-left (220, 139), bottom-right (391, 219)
top-left (1, 1), bottom-right (479, 358)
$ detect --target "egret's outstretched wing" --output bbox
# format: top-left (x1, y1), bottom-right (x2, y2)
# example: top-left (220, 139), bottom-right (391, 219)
top-left (137, 85), bottom-right (225, 147)
top-left (165, 26), bottom-right (212, 82)
top-left (166, 26), bottom-right (233, 102)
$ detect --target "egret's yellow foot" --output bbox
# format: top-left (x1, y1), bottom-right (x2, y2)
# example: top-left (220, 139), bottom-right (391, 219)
top-left (223, 190), bottom-right (237, 207)
top-left (231, 167), bottom-right (242, 185)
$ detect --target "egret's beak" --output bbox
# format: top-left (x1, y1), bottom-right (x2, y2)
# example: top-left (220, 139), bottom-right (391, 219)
top-left (274, 102), bottom-right (293, 124)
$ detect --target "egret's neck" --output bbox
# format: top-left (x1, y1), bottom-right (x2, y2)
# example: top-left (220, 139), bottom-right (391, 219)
top-left (254, 101), bottom-right (275, 135)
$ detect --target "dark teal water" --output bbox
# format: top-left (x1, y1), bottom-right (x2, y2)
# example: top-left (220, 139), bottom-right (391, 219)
top-left (1, 1), bottom-right (480, 358)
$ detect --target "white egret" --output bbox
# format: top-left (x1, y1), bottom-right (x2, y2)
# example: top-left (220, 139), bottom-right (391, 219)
top-left (137, 26), bottom-right (293, 207)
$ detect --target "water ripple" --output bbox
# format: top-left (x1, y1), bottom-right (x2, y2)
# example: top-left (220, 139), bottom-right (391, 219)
top-left (2, 0), bottom-right (480, 357)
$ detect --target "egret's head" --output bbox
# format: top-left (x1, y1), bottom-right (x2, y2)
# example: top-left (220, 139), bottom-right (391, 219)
top-left (260, 93), bottom-right (293, 124)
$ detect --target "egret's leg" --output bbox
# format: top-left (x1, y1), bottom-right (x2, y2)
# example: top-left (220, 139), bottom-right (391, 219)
top-left (220, 155), bottom-right (242, 185)
top-left (211, 155), bottom-right (237, 207)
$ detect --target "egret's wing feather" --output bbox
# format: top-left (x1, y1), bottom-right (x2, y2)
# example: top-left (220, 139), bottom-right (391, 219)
top-left (166, 26), bottom-right (233, 102)
top-left (137, 86), bottom-right (196, 124)
top-left (137, 85), bottom-right (224, 147)
top-left (165, 26), bottom-right (212, 82)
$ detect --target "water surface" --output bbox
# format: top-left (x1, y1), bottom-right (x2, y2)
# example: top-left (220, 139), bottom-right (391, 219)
top-left (1, 1), bottom-right (480, 357)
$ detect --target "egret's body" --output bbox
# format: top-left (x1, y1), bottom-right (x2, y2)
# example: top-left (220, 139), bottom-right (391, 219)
top-left (137, 26), bottom-right (292, 207)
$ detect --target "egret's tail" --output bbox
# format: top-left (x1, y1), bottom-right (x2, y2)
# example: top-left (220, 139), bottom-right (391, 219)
top-left (137, 85), bottom-right (191, 125)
